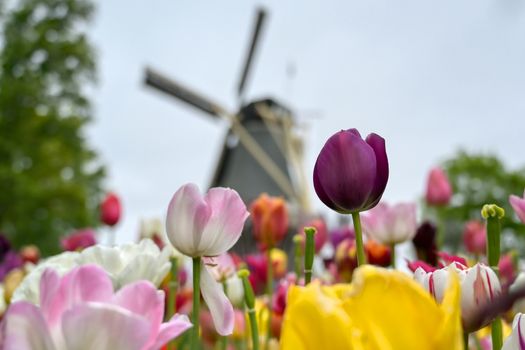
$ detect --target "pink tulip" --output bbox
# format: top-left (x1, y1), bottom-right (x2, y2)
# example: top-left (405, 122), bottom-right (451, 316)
top-left (61, 228), bottom-right (97, 251)
top-left (100, 192), bottom-right (121, 226)
top-left (510, 189), bottom-right (525, 224)
top-left (462, 220), bottom-right (486, 256)
top-left (425, 167), bottom-right (452, 206)
top-left (361, 202), bottom-right (417, 245)
top-left (0, 265), bottom-right (191, 349)
top-left (166, 183), bottom-right (249, 335)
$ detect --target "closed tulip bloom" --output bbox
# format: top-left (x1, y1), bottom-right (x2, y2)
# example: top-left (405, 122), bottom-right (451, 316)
top-left (100, 192), bottom-right (121, 226)
top-left (462, 220), bottom-right (486, 256)
top-left (313, 129), bottom-right (389, 214)
top-left (425, 167), bottom-right (452, 206)
top-left (250, 193), bottom-right (289, 249)
top-left (509, 189), bottom-right (525, 224)
top-left (502, 313), bottom-right (525, 350)
top-left (166, 183), bottom-right (249, 335)
top-left (61, 228), bottom-right (97, 252)
top-left (361, 202), bottom-right (417, 245)
top-left (414, 263), bottom-right (501, 332)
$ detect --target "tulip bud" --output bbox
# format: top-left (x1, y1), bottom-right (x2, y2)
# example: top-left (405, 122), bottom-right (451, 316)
top-left (313, 129), bottom-right (389, 214)
top-left (250, 194), bottom-right (289, 249)
top-left (509, 189), bottom-right (525, 224)
top-left (414, 263), bottom-right (501, 332)
top-left (425, 167), bottom-right (452, 206)
top-left (462, 220), bottom-right (486, 256)
top-left (61, 228), bottom-right (97, 252)
top-left (100, 192), bottom-right (121, 226)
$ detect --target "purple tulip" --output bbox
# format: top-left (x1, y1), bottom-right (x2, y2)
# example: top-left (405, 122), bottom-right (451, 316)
top-left (313, 129), bottom-right (389, 214)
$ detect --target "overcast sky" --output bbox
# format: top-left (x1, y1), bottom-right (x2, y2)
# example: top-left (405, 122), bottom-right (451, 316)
top-left (87, 0), bottom-right (525, 244)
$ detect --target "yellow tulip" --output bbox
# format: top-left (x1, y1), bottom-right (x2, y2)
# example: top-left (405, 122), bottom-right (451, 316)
top-left (280, 265), bottom-right (462, 350)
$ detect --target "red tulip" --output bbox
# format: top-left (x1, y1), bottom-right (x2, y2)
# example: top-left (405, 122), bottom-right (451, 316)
top-left (100, 192), bottom-right (121, 226)
top-left (250, 193), bottom-right (289, 249)
top-left (20, 245), bottom-right (40, 264)
top-left (300, 218), bottom-right (328, 253)
top-left (61, 229), bottom-right (97, 251)
top-left (425, 167), bottom-right (452, 206)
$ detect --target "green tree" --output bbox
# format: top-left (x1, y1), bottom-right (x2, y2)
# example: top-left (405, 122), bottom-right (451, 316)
top-left (0, 0), bottom-right (104, 255)
top-left (439, 151), bottom-right (525, 249)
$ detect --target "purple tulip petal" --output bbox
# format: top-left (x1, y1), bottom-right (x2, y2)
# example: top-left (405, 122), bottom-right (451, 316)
top-left (166, 183), bottom-right (211, 257)
top-left (314, 130), bottom-right (376, 213)
top-left (199, 187), bottom-right (249, 256)
top-left (363, 133), bottom-right (389, 210)
top-left (40, 265), bottom-right (114, 328)
top-left (148, 314), bottom-right (193, 350)
top-left (510, 194), bottom-right (525, 224)
top-left (113, 281), bottom-right (164, 343)
top-left (1, 302), bottom-right (55, 350)
top-left (200, 262), bottom-right (234, 336)
top-left (61, 303), bottom-right (151, 350)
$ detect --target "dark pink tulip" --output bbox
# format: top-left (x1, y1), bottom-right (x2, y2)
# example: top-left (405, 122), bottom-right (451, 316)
top-left (330, 226), bottom-right (355, 248)
top-left (313, 129), bottom-right (389, 214)
top-left (100, 192), bottom-right (121, 226)
top-left (462, 220), bottom-right (486, 256)
top-left (61, 229), bottom-right (97, 251)
top-left (425, 167), bottom-right (452, 206)
top-left (300, 218), bottom-right (328, 253)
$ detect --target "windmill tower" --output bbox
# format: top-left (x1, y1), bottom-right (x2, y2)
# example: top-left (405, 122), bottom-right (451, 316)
top-left (144, 8), bottom-right (311, 253)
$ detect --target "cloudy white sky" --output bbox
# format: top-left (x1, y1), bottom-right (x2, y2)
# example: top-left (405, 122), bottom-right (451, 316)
top-left (88, 0), bottom-right (525, 243)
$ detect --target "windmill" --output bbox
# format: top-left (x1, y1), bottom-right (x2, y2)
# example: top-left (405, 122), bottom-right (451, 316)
top-left (143, 8), bottom-right (311, 253)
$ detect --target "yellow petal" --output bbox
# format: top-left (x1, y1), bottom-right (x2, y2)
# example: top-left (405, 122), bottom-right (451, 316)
top-left (280, 266), bottom-right (463, 350)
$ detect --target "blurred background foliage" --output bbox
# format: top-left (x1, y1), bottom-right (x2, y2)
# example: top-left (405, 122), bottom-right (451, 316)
top-left (438, 151), bottom-right (525, 250)
top-left (0, 0), bottom-right (104, 255)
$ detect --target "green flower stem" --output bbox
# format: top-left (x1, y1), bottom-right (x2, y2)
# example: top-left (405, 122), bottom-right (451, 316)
top-left (491, 318), bottom-right (503, 350)
top-left (238, 269), bottom-right (259, 350)
top-left (265, 248), bottom-right (273, 350)
top-left (304, 227), bottom-right (316, 285)
top-left (293, 234), bottom-right (303, 278)
top-left (167, 258), bottom-right (179, 350)
top-left (463, 332), bottom-right (469, 350)
top-left (481, 204), bottom-right (505, 350)
top-left (220, 280), bottom-right (228, 350)
top-left (191, 257), bottom-right (201, 350)
top-left (351, 212), bottom-right (367, 266)
top-left (390, 243), bottom-right (396, 269)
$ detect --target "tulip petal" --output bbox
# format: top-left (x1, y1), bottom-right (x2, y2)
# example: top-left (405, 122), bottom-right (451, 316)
top-left (40, 265), bottom-right (114, 328)
top-left (166, 183), bottom-right (211, 257)
top-left (148, 314), bottom-right (193, 350)
top-left (1, 302), bottom-right (55, 350)
top-left (363, 133), bottom-right (389, 210)
top-left (117, 253), bottom-right (170, 289)
top-left (113, 281), bottom-right (164, 343)
top-left (199, 187), bottom-right (248, 256)
top-left (61, 303), bottom-right (151, 350)
top-left (510, 194), bottom-right (525, 224)
top-left (314, 130), bottom-right (376, 213)
top-left (200, 262), bottom-right (234, 335)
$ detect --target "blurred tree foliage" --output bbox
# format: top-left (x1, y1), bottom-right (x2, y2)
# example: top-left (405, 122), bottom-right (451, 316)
top-left (0, 0), bottom-right (104, 255)
top-left (440, 151), bottom-right (525, 241)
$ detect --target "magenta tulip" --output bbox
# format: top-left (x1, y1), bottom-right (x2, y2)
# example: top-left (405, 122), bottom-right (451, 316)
top-left (61, 228), bottom-right (97, 251)
top-left (462, 220), bottom-right (486, 256)
top-left (313, 129), bottom-right (389, 214)
top-left (425, 167), bottom-right (452, 206)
